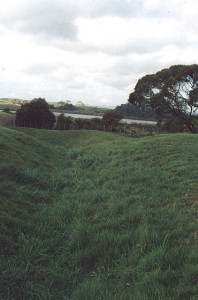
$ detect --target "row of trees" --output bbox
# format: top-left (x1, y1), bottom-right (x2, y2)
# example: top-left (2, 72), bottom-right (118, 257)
top-left (15, 98), bottom-right (123, 130)
top-left (54, 110), bottom-right (123, 130)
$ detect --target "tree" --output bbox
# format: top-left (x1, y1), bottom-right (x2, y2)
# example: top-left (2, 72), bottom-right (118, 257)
top-left (102, 110), bottom-right (123, 126)
top-left (15, 98), bottom-right (56, 129)
top-left (48, 104), bottom-right (55, 109)
top-left (3, 108), bottom-right (10, 113)
top-left (58, 103), bottom-right (78, 111)
top-left (91, 117), bottom-right (103, 130)
top-left (129, 65), bottom-right (198, 133)
top-left (54, 113), bottom-right (72, 130)
top-left (115, 102), bottom-right (157, 120)
top-left (158, 116), bottom-right (185, 133)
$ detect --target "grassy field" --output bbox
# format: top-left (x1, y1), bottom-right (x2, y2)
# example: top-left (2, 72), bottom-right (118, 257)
top-left (0, 127), bottom-right (197, 299)
top-left (0, 99), bottom-right (26, 111)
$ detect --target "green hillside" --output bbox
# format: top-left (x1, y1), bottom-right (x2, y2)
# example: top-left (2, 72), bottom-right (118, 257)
top-left (0, 127), bottom-right (197, 299)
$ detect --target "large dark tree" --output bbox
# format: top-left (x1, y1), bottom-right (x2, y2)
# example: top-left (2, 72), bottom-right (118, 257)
top-left (129, 65), bottom-right (198, 133)
top-left (16, 98), bottom-right (56, 129)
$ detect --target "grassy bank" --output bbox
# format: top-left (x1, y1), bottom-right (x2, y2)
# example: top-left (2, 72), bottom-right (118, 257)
top-left (0, 127), bottom-right (197, 299)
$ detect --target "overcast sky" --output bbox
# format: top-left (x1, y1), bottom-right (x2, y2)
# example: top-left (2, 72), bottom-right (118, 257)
top-left (0, 0), bottom-right (198, 107)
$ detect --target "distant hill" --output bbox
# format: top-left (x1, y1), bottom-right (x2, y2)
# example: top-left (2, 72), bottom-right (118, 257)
top-left (0, 98), bottom-right (29, 108)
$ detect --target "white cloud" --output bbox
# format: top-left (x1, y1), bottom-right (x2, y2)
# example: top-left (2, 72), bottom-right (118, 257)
top-left (76, 16), bottom-right (185, 55)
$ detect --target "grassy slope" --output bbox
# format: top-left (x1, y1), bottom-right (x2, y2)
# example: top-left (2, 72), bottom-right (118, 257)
top-left (0, 127), bottom-right (197, 299)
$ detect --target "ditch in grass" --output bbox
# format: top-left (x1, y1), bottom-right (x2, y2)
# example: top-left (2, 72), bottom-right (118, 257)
top-left (0, 127), bottom-right (197, 299)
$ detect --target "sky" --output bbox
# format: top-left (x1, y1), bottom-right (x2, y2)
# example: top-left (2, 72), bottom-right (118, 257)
top-left (0, 0), bottom-right (198, 107)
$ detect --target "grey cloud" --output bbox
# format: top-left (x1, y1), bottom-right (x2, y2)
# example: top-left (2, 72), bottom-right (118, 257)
top-left (84, 0), bottom-right (180, 19)
top-left (99, 77), bottom-right (130, 89)
top-left (112, 56), bottom-right (163, 77)
top-left (97, 55), bottom-right (164, 93)
top-left (53, 40), bottom-right (168, 58)
top-left (66, 82), bottom-right (86, 89)
top-left (0, 0), bottom-right (173, 42)
top-left (92, 53), bottom-right (163, 90)
top-left (85, 0), bottom-right (143, 18)
top-left (20, 18), bottom-right (78, 40)
top-left (0, 0), bottom-right (79, 40)
top-left (85, 36), bottom-right (185, 57)
top-left (23, 63), bottom-right (89, 90)
top-left (23, 63), bottom-right (59, 75)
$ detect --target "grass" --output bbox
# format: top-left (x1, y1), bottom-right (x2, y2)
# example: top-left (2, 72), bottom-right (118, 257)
top-left (0, 127), bottom-right (197, 299)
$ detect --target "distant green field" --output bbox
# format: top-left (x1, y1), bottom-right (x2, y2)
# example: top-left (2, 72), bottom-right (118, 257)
top-left (0, 127), bottom-right (197, 299)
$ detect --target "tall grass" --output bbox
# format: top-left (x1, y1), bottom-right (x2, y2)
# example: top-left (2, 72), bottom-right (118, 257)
top-left (0, 127), bottom-right (197, 299)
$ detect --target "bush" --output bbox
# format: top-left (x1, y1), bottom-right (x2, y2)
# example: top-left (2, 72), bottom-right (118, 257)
top-left (3, 108), bottom-right (10, 113)
top-left (91, 118), bottom-right (103, 130)
top-left (102, 110), bottom-right (123, 126)
top-left (54, 114), bottom-right (72, 130)
top-left (15, 98), bottom-right (56, 129)
top-left (74, 118), bottom-right (92, 130)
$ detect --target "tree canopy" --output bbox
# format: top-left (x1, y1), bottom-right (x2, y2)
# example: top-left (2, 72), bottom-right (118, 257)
top-left (129, 65), bottom-right (198, 133)
top-left (102, 110), bottom-right (123, 126)
top-left (54, 113), bottom-right (72, 130)
top-left (116, 102), bottom-right (157, 120)
top-left (58, 103), bottom-right (78, 111)
top-left (16, 98), bottom-right (56, 129)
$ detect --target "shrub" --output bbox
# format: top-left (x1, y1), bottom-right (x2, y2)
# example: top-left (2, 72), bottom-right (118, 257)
top-left (3, 108), bottom-right (10, 113)
top-left (15, 98), bottom-right (56, 129)
top-left (102, 110), bottom-right (123, 126)
top-left (54, 113), bottom-right (73, 130)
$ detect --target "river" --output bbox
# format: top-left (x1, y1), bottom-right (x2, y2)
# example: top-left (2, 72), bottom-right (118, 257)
top-left (1, 110), bottom-right (157, 125)
top-left (53, 112), bottom-right (157, 125)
